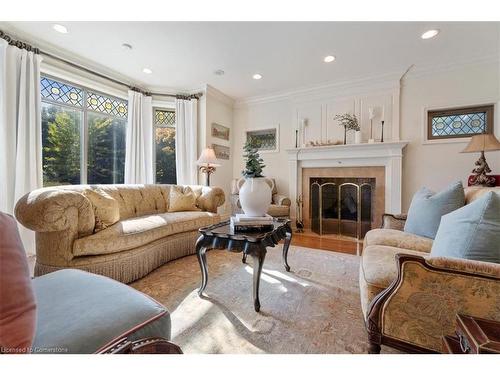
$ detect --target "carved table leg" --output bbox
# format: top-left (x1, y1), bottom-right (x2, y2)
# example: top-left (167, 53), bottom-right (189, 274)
top-left (196, 236), bottom-right (209, 296)
top-left (251, 248), bottom-right (266, 312)
top-left (282, 222), bottom-right (292, 272)
top-left (242, 253), bottom-right (247, 264)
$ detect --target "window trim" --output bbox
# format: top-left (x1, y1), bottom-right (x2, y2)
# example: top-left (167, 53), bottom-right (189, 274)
top-left (426, 104), bottom-right (494, 141)
top-left (41, 74), bottom-right (128, 185)
top-left (153, 106), bottom-right (176, 184)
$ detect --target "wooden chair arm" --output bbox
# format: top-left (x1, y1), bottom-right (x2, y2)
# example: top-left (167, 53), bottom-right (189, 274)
top-left (98, 337), bottom-right (183, 354)
top-left (366, 254), bottom-right (500, 353)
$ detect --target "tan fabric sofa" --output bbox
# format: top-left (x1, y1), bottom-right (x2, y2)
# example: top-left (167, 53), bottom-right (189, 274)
top-left (15, 184), bottom-right (225, 284)
top-left (230, 178), bottom-right (291, 218)
top-left (359, 186), bottom-right (500, 353)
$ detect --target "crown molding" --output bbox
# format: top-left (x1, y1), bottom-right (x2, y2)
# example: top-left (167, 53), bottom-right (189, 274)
top-left (205, 84), bottom-right (235, 106)
top-left (403, 53), bottom-right (500, 81)
top-left (234, 71), bottom-right (403, 108)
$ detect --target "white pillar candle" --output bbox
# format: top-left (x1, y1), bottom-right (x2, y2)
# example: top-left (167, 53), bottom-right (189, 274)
top-left (381, 106), bottom-right (385, 121)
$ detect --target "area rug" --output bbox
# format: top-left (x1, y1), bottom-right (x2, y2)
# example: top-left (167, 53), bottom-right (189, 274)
top-left (131, 245), bottom-right (394, 354)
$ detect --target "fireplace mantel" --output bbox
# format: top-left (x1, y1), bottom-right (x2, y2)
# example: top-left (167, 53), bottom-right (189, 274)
top-left (286, 141), bottom-right (409, 222)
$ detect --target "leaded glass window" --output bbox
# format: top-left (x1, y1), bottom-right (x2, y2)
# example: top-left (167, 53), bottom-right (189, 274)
top-left (41, 76), bottom-right (83, 107)
top-left (87, 91), bottom-right (128, 118)
top-left (428, 105), bottom-right (494, 140)
top-left (154, 109), bottom-right (176, 127)
top-left (154, 108), bottom-right (176, 184)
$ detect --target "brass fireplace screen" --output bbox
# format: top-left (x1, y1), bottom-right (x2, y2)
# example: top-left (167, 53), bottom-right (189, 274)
top-left (310, 178), bottom-right (376, 239)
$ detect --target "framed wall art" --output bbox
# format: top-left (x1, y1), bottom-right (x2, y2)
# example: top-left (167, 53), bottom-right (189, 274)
top-left (245, 126), bottom-right (279, 153)
top-left (211, 122), bottom-right (230, 141)
top-left (212, 143), bottom-right (230, 160)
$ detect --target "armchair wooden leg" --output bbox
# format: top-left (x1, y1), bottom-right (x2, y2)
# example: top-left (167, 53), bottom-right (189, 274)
top-left (368, 342), bottom-right (381, 354)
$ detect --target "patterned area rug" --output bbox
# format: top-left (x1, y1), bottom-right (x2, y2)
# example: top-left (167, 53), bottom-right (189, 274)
top-left (131, 245), bottom-right (392, 354)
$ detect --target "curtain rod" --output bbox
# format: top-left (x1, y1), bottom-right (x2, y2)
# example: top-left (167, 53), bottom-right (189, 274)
top-left (0, 30), bottom-right (202, 100)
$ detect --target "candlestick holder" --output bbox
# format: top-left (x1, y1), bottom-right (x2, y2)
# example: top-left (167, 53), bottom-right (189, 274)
top-left (381, 120), bottom-right (385, 143)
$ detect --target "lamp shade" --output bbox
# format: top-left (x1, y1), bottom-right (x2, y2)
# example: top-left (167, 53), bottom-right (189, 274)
top-left (197, 148), bottom-right (221, 166)
top-left (461, 134), bottom-right (500, 153)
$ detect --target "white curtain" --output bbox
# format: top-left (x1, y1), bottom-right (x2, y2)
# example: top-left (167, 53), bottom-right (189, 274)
top-left (125, 90), bottom-right (153, 184)
top-left (0, 39), bottom-right (43, 255)
top-left (175, 98), bottom-right (198, 185)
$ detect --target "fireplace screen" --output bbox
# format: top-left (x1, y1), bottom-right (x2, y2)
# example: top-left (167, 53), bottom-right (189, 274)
top-left (310, 177), bottom-right (375, 239)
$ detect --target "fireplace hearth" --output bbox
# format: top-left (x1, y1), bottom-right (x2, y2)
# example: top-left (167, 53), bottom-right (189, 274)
top-left (310, 177), bottom-right (376, 239)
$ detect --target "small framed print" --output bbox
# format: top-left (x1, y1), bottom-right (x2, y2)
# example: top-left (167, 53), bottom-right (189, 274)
top-left (211, 122), bottom-right (230, 141)
top-left (212, 143), bottom-right (230, 160)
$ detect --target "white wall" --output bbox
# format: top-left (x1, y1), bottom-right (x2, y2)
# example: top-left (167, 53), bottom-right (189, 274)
top-left (202, 85), bottom-right (235, 217)
top-left (230, 60), bottom-right (500, 213)
top-left (401, 62), bottom-right (500, 210)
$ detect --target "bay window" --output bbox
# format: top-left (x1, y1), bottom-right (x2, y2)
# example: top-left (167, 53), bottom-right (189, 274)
top-left (41, 76), bottom-right (128, 186)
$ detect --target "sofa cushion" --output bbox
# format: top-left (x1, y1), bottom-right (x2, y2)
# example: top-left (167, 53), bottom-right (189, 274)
top-left (361, 245), bottom-right (428, 290)
top-left (363, 228), bottom-right (433, 253)
top-left (0, 213), bottom-right (36, 354)
top-left (73, 211), bottom-right (219, 257)
top-left (404, 181), bottom-right (465, 239)
top-left (82, 188), bottom-right (120, 232)
top-left (168, 186), bottom-right (199, 212)
top-left (431, 191), bottom-right (500, 264)
top-left (32, 269), bottom-right (170, 354)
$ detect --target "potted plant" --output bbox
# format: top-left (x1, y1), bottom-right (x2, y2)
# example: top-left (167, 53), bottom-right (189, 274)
top-left (239, 139), bottom-right (272, 216)
top-left (334, 113), bottom-right (360, 144)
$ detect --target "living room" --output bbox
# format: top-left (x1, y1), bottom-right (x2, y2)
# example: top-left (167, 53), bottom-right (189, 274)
top-left (1, 1), bottom-right (499, 373)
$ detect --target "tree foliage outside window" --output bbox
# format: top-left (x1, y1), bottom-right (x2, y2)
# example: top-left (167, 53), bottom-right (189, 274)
top-left (154, 109), bottom-right (176, 184)
top-left (41, 76), bottom-right (127, 186)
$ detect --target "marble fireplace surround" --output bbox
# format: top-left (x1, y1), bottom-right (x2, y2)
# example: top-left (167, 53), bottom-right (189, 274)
top-left (286, 141), bottom-right (409, 227)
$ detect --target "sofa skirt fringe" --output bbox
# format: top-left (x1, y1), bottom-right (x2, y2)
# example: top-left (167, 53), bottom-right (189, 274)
top-left (34, 230), bottom-right (201, 284)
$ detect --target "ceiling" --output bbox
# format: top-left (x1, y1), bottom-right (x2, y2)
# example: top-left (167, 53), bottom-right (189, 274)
top-left (2, 21), bottom-right (499, 99)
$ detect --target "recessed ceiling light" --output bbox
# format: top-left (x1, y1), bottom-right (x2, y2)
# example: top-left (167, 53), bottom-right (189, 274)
top-left (121, 43), bottom-right (133, 50)
top-left (142, 68), bottom-right (152, 74)
top-left (52, 24), bottom-right (68, 34)
top-left (421, 29), bottom-right (440, 40)
top-left (252, 73), bottom-right (262, 80)
top-left (324, 55), bottom-right (336, 63)
top-left (214, 69), bottom-right (225, 76)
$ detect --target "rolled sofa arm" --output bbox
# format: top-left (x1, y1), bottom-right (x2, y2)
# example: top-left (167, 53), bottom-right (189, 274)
top-left (195, 186), bottom-right (225, 213)
top-left (272, 194), bottom-right (291, 207)
top-left (15, 188), bottom-right (95, 236)
top-left (381, 213), bottom-right (407, 230)
top-left (367, 254), bottom-right (500, 353)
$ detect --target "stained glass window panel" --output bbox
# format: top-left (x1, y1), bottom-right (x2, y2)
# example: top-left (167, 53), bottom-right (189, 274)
top-left (40, 77), bottom-right (83, 107)
top-left (87, 91), bottom-right (128, 118)
top-left (428, 105), bottom-right (493, 140)
top-left (154, 109), bottom-right (175, 127)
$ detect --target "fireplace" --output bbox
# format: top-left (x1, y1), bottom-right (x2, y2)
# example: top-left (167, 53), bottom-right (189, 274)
top-left (310, 177), bottom-right (376, 239)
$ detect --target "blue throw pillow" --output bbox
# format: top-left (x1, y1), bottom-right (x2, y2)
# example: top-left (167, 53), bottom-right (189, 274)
top-left (431, 191), bottom-right (500, 264)
top-left (404, 181), bottom-right (465, 239)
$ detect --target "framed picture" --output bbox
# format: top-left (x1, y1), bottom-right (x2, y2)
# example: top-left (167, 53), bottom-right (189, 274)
top-left (246, 126), bottom-right (279, 153)
top-left (212, 143), bottom-right (230, 160)
top-left (211, 122), bottom-right (230, 141)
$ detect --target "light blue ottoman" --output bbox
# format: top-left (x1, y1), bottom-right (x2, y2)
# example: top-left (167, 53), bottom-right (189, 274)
top-left (31, 269), bottom-right (171, 354)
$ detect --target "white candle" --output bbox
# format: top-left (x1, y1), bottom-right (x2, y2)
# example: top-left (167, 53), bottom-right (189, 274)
top-left (381, 106), bottom-right (385, 121)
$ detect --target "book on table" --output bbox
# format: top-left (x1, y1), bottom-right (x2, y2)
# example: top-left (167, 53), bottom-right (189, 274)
top-left (230, 214), bottom-right (274, 231)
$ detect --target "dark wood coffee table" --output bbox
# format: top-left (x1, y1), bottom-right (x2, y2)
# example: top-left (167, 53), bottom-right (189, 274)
top-left (195, 218), bottom-right (292, 312)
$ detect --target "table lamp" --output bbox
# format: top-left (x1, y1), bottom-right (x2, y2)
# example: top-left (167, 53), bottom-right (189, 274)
top-left (197, 147), bottom-right (221, 186)
top-left (461, 133), bottom-right (500, 187)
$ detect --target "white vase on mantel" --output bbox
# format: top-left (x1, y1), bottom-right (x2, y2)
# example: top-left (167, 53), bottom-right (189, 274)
top-left (354, 131), bottom-right (362, 144)
top-left (239, 177), bottom-right (272, 217)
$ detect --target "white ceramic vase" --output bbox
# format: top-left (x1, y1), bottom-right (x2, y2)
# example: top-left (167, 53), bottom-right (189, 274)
top-left (239, 177), bottom-right (272, 217)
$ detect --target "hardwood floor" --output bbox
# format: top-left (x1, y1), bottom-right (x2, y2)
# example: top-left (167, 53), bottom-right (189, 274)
top-left (291, 229), bottom-right (360, 255)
